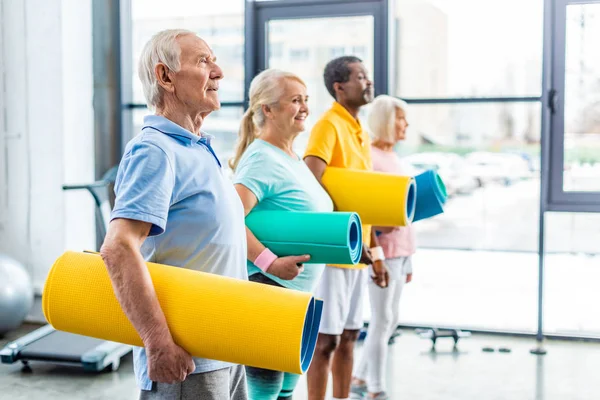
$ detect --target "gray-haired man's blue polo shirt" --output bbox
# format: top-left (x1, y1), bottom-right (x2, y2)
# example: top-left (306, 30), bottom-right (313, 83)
top-left (110, 115), bottom-right (248, 391)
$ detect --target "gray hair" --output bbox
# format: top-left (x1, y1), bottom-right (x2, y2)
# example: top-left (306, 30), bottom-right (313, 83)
top-left (368, 95), bottom-right (408, 143)
top-left (138, 29), bottom-right (196, 111)
top-left (323, 55), bottom-right (362, 99)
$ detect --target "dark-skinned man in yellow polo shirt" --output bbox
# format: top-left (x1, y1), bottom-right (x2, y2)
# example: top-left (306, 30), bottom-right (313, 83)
top-left (304, 56), bottom-right (389, 400)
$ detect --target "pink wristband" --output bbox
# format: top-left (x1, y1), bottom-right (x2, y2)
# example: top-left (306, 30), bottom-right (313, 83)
top-left (254, 248), bottom-right (278, 272)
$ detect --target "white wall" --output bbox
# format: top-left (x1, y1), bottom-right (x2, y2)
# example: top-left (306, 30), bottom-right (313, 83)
top-left (0, 0), bottom-right (95, 295)
top-left (61, 0), bottom-right (96, 260)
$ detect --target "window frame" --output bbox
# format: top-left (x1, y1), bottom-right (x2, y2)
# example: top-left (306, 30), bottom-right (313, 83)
top-left (547, 0), bottom-right (600, 212)
top-left (244, 0), bottom-right (391, 106)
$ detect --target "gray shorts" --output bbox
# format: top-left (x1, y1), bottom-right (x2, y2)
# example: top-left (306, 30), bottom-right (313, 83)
top-left (139, 365), bottom-right (247, 400)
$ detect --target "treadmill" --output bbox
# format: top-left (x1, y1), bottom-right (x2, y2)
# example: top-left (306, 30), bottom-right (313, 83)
top-left (0, 168), bottom-right (132, 372)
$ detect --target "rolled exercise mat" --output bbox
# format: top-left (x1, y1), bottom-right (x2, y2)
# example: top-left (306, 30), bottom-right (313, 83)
top-left (245, 211), bottom-right (362, 265)
top-left (413, 170), bottom-right (447, 222)
top-left (321, 167), bottom-right (416, 227)
top-left (42, 251), bottom-right (323, 374)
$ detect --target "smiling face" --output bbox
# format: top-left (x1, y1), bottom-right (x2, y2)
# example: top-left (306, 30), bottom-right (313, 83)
top-left (267, 78), bottom-right (309, 135)
top-left (170, 34), bottom-right (224, 114)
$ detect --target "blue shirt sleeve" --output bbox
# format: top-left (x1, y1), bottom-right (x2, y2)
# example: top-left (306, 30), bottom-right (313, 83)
top-left (111, 140), bottom-right (175, 236)
top-left (233, 151), bottom-right (272, 202)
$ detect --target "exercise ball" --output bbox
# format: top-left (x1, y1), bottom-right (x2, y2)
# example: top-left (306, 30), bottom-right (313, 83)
top-left (0, 254), bottom-right (34, 335)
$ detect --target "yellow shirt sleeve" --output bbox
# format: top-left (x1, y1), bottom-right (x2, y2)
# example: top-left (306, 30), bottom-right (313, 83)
top-left (303, 119), bottom-right (337, 165)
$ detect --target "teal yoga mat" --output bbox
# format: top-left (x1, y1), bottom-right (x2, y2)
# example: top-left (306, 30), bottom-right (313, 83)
top-left (245, 211), bottom-right (362, 265)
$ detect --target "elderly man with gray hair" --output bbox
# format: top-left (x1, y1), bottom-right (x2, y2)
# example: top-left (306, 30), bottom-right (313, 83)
top-left (100, 29), bottom-right (248, 399)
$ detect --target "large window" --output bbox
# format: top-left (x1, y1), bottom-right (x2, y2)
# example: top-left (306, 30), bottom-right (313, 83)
top-left (548, 0), bottom-right (600, 210)
top-left (120, 0), bottom-right (600, 337)
top-left (246, 0), bottom-right (389, 159)
top-left (541, 0), bottom-right (600, 338)
top-left (392, 249), bottom-right (539, 332)
top-left (130, 0), bottom-right (244, 104)
top-left (392, 0), bottom-right (544, 254)
top-left (266, 15), bottom-right (375, 155)
top-left (544, 212), bottom-right (600, 336)
top-left (129, 0), bottom-right (244, 166)
top-left (561, 3), bottom-right (600, 192)
top-left (393, 0), bottom-right (543, 99)
top-left (0, 25), bottom-right (5, 222)
top-left (385, 0), bottom-right (544, 332)
top-left (401, 102), bottom-right (541, 251)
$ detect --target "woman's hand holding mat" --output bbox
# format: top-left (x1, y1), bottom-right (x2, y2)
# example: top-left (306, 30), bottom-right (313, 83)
top-left (268, 255), bottom-right (310, 280)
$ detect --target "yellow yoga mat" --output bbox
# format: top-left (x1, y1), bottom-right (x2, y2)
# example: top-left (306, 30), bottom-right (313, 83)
top-left (42, 251), bottom-right (323, 374)
top-left (322, 167), bottom-right (416, 227)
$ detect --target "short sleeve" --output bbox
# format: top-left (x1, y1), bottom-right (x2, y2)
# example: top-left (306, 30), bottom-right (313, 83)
top-left (111, 141), bottom-right (175, 236)
top-left (303, 119), bottom-right (338, 164)
top-left (233, 151), bottom-right (272, 202)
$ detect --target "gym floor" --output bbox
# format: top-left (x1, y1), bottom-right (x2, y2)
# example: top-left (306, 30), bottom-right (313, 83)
top-left (1, 323), bottom-right (598, 400)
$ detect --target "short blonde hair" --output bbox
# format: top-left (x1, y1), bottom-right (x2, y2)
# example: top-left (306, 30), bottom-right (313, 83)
top-left (368, 95), bottom-right (408, 143)
top-left (138, 29), bottom-right (196, 111)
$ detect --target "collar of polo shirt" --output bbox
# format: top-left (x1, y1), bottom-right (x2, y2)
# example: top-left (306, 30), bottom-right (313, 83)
top-left (142, 115), bottom-right (214, 146)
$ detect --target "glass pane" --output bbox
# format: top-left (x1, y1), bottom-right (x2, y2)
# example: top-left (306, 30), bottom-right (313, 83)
top-left (545, 212), bottom-right (600, 336)
top-left (363, 249), bottom-right (538, 332)
top-left (130, 0), bottom-right (244, 104)
top-left (393, 0), bottom-right (543, 98)
top-left (563, 3), bottom-right (600, 192)
top-left (361, 101), bottom-right (541, 331)
top-left (545, 211), bottom-right (600, 255)
top-left (399, 102), bottom-right (541, 251)
top-left (266, 16), bottom-right (374, 155)
top-left (133, 107), bottom-right (243, 177)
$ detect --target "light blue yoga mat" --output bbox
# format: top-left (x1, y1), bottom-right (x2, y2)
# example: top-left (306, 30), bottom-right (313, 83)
top-left (413, 170), bottom-right (447, 222)
top-left (245, 211), bottom-right (362, 265)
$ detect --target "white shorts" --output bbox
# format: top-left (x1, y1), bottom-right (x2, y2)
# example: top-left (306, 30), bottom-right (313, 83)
top-left (315, 266), bottom-right (368, 335)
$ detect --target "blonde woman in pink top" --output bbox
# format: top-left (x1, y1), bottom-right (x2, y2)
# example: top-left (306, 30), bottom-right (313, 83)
top-left (351, 95), bottom-right (415, 400)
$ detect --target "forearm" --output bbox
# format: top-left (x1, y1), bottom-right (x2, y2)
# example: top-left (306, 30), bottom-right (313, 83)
top-left (246, 226), bottom-right (267, 263)
top-left (101, 241), bottom-right (171, 346)
top-left (370, 227), bottom-right (380, 248)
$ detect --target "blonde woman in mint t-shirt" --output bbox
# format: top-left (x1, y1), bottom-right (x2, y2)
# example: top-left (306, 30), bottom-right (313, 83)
top-left (351, 95), bottom-right (416, 400)
top-left (230, 69), bottom-right (334, 400)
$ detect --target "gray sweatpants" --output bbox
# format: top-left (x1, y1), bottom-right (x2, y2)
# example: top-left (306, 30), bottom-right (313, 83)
top-left (139, 365), bottom-right (248, 400)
